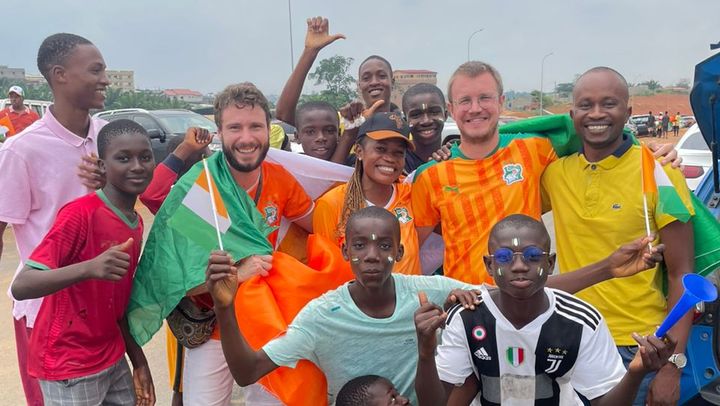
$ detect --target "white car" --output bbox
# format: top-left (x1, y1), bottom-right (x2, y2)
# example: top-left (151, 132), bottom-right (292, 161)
top-left (441, 118), bottom-right (460, 144)
top-left (675, 124), bottom-right (712, 190)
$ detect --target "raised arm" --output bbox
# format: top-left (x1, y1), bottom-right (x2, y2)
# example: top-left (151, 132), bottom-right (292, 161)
top-left (12, 238), bottom-right (134, 300)
top-left (205, 250), bottom-right (279, 385)
top-left (546, 235), bottom-right (664, 294)
top-left (275, 17), bottom-right (345, 126)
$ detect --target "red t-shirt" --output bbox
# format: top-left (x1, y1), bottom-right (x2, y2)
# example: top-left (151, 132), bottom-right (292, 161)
top-left (0, 107), bottom-right (40, 136)
top-left (26, 191), bottom-right (143, 380)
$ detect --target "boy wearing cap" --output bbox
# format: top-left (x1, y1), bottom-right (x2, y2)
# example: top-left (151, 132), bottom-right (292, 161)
top-left (313, 111), bottom-right (421, 275)
top-left (1, 85), bottom-right (40, 136)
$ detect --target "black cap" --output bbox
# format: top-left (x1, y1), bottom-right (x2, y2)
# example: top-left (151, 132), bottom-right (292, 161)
top-left (358, 112), bottom-right (414, 150)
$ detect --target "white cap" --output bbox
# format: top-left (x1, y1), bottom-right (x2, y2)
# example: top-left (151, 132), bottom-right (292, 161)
top-left (8, 85), bottom-right (24, 97)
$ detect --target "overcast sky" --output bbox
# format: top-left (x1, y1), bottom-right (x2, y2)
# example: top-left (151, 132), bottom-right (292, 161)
top-left (3, 0), bottom-right (719, 96)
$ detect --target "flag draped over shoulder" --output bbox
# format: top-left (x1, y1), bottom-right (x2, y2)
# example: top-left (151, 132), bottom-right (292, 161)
top-left (503, 114), bottom-right (720, 277)
top-left (127, 152), bottom-right (274, 346)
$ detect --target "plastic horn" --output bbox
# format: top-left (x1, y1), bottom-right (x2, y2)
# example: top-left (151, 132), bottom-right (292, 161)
top-left (655, 274), bottom-right (718, 337)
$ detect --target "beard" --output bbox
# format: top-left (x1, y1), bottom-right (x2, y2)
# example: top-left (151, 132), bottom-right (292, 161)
top-left (223, 141), bottom-right (270, 172)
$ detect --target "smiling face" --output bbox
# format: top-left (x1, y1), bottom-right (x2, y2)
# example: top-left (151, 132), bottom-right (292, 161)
top-left (342, 216), bottom-right (403, 291)
top-left (296, 108), bottom-right (339, 161)
top-left (404, 92), bottom-right (446, 148)
top-left (356, 138), bottom-right (406, 186)
top-left (55, 44), bottom-right (110, 110)
top-left (358, 58), bottom-right (393, 108)
top-left (484, 224), bottom-right (555, 300)
top-left (99, 133), bottom-right (155, 196)
top-left (448, 72), bottom-right (504, 145)
top-left (219, 104), bottom-right (270, 173)
top-left (571, 69), bottom-right (631, 155)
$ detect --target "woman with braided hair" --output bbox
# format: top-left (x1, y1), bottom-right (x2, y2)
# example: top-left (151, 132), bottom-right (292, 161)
top-left (313, 112), bottom-right (421, 275)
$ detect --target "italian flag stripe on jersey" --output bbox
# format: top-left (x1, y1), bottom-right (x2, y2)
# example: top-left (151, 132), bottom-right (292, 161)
top-left (506, 347), bottom-right (524, 367)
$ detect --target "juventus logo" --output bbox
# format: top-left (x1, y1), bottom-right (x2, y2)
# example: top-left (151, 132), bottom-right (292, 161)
top-left (544, 347), bottom-right (567, 374)
top-left (545, 359), bottom-right (562, 374)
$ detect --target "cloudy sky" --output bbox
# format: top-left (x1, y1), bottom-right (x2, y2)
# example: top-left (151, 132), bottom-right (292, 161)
top-left (3, 0), bottom-right (719, 96)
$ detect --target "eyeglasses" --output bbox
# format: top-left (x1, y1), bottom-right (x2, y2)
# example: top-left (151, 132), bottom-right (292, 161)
top-left (452, 94), bottom-right (499, 111)
top-left (489, 246), bottom-right (548, 265)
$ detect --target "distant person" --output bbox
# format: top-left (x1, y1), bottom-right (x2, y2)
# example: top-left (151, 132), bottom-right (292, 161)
top-left (0, 86), bottom-right (40, 136)
top-left (662, 111), bottom-right (670, 138)
top-left (0, 33), bottom-right (111, 406)
top-left (11, 119), bottom-right (156, 406)
top-left (673, 112), bottom-right (681, 137)
top-left (647, 110), bottom-right (656, 137)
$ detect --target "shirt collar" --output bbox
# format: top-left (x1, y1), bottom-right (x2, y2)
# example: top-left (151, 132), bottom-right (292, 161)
top-left (44, 106), bottom-right (99, 147)
top-left (9, 105), bottom-right (30, 115)
top-left (579, 133), bottom-right (633, 170)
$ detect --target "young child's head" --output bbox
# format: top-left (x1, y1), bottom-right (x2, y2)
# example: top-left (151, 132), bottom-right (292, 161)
top-left (342, 206), bottom-right (403, 290)
top-left (37, 33), bottom-right (109, 110)
top-left (295, 101), bottom-right (339, 161)
top-left (97, 119), bottom-right (155, 196)
top-left (338, 112), bottom-right (412, 237)
top-left (336, 375), bottom-right (409, 406)
top-left (484, 214), bottom-right (556, 299)
top-left (402, 83), bottom-right (447, 148)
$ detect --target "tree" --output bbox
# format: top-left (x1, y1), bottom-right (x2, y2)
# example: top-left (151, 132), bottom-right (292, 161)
top-left (640, 80), bottom-right (661, 91)
top-left (554, 82), bottom-right (574, 98)
top-left (305, 55), bottom-right (356, 108)
top-left (530, 90), bottom-right (554, 109)
top-left (675, 78), bottom-right (690, 89)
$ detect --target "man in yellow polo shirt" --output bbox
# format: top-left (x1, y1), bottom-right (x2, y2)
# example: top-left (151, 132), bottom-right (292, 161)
top-left (541, 66), bottom-right (694, 406)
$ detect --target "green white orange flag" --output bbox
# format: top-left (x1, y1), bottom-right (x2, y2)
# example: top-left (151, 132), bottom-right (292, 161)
top-left (640, 144), bottom-right (693, 224)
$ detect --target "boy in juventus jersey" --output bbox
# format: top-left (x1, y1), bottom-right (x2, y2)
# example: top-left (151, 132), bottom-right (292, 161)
top-left (414, 214), bottom-right (677, 406)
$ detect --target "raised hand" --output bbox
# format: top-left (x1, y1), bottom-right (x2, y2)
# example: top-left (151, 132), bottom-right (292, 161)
top-left (77, 153), bottom-right (106, 189)
top-left (362, 99), bottom-right (385, 118)
top-left (415, 292), bottom-right (447, 358)
top-left (609, 235), bottom-right (665, 278)
top-left (205, 250), bottom-right (238, 309)
top-left (185, 127), bottom-right (213, 152)
top-left (87, 238), bottom-right (133, 281)
top-left (628, 332), bottom-right (677, 373)
top-left (305, 16), bottom-right (345, 52)
top-left (236, 254), bottom-right (273, 283)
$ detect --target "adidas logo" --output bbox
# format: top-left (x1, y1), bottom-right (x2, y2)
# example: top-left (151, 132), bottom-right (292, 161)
top-left (474, 347), bottom-right (491, 361)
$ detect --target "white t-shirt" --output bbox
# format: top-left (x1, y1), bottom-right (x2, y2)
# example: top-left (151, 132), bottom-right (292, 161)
top-left (437, 286), bottom-right (625, 405)
top-left (263, 273), bottom-right (473, 405)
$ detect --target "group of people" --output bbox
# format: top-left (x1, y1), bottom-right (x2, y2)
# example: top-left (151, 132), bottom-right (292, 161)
top-left (648, 111), bottom-right (684, 138)
top-left (0, 15), bottom-right (706, 406)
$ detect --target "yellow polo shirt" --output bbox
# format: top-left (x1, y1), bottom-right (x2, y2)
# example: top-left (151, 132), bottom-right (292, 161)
top-left (541, 139), bottom-right (693, 345)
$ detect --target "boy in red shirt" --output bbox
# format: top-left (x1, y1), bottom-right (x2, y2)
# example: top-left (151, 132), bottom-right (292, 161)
top-left (11, 119), bottom-right (156, 405)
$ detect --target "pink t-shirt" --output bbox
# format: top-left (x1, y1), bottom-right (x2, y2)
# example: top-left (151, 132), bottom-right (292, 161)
top-left (0, 108), bottom-right (106, 327)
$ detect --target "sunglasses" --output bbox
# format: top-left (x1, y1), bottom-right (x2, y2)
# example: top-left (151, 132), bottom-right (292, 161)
top-left (489, 246), bottom-right (548, 265)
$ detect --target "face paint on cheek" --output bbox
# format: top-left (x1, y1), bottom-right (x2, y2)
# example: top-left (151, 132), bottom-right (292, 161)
top-left (538, 267), bottom-right (544, 277)
top-left (387, 256), bottom-right (394, 263)
top-left (351, 257), bottom-right (360, 263)
top-left (496, 268), bottom-right (503, 277)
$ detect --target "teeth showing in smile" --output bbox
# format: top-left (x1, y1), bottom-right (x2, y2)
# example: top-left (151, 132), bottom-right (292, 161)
top-left (237, 146), bottom-right (258, 153)
top-left (587, 125), bottom-right (609, 133)
top-left (369, 89), bottom-right (383, 96)
top-left (376, 166), bottom-right (395, 174)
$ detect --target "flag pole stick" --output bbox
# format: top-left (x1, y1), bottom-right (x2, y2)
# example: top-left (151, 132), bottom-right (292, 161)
top-left (202, 158), bottom-right (224, 251)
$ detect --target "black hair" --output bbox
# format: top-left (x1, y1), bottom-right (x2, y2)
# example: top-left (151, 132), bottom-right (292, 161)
top-left (97, 119), bottom-right (149, 159)
top-left (295, 101), bottom-right (339, 129)
top-left (489, 214), bottom-right (550, 250)
top-left (37, 33), bottom-right (93, 83)
top-left (345, 206), bottom-right (400, 242)
top-left (574, 66), bottom-right (629, 101)
top-left (401, 83), bottom-right (446, 113)
top-left (359, 55), bottom-right (393, 76)
top-left (336, 375), bottom-right (388, 406)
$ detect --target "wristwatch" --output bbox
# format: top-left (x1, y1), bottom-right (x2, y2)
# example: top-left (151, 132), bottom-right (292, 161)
top-left (668, 353), bottom-right (687, 369)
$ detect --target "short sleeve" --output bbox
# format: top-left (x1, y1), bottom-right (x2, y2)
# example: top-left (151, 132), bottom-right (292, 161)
top-left (570, 319), bottom-right (626, 400)
top-left (262, 303), bottom-right (318, 368)
top-left (282, 172), bottom-right (314, 222)
top-left (0, 148), bottom-right (31, 224)
top-left (27, 202), bottom-right (87, 270)
top-left (436, 309), bottom-right (475, 385)
top-left (654, 165), bottom-right (695, 229)
top-left (411, 170), bottom-right (440, 228)
top-left (408, 275), bottom-right (476, 305)
top-left (312, 194), bottom-right (341, 244)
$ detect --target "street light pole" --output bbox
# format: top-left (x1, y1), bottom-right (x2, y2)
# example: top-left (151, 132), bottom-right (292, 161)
top-left (467, 29), bottom-right (484, 61)
top-left (540, 52), bottom-right (554, 115)
top-left (288, 0), bottom-right (295, 72)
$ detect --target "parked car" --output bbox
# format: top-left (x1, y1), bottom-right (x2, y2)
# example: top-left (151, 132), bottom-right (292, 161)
top-left (93, 108), bottom-right (219, 163)
top-left (675, 124), bottom-right (712, 190)
top-left (681, 115), bottom-right (697, 128)
top-left (441, 117), bottom-right (460, 144)
top-left (629, 114), bottom-right (653, 136)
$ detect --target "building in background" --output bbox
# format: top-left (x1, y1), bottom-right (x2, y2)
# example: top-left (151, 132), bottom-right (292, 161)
top-left (391, 69), bottom-right (437, 108)
top-left (106, 70), bottom-right (135, 92)
top-left (0, 65), bottom-right (25, 81)
top-left (163, 89), bottom-right (204, 104)
top-left (24, 74), bottom-right (47, 86)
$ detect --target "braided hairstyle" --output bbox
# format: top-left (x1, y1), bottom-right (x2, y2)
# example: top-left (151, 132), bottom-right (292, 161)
top-left (338, 139), bottom-right (368, 241)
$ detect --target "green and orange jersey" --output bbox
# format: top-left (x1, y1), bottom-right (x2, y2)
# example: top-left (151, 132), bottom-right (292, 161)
top-left (411, 133), bottom-right (557, 285)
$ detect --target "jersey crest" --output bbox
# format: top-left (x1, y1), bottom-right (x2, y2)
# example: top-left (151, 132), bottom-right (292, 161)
top-left (502, 163), bottom-right (524, 185)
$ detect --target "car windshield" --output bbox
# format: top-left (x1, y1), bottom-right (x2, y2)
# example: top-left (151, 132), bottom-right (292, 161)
top-left (155, 112), bottom-right (217, 134)
top-left (680, 132), bottom-right (710, 151)
top-left (631, 116), bottom-right (649, 124)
